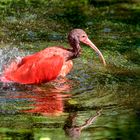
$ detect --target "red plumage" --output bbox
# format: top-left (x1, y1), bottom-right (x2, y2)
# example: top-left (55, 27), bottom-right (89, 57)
top-left (4, 55), bottom-right (64, 84)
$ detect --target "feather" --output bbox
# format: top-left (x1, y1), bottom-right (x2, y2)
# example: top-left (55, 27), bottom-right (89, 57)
top-left (4, 55), bottom-right (64, 84)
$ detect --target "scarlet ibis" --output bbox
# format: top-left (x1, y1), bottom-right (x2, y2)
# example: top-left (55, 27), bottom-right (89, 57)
top-left (1, 29), bottom-right (106, 84)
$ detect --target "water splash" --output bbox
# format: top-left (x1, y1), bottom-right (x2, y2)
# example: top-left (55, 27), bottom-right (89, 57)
top-left (0, 45), bottom-right (30, 73)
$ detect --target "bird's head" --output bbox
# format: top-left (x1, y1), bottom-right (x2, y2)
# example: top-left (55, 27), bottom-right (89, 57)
top-left (68, 29), bottom-right (106, 66)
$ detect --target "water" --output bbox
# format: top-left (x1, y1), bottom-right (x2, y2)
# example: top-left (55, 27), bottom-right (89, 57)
top-left (0, 0), bottom-right (140, 140)
top-left (0, 46), bottom-right (139, 140)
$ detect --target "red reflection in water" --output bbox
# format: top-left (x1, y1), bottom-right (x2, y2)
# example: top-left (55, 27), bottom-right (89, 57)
top-left (12, 78), bottom-right (72, 116)
top-left (23, 92), bottom-right (71, 116)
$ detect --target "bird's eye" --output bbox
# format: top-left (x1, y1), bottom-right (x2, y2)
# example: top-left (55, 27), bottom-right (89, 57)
top-left (82, 35), bottom-right (85, 38)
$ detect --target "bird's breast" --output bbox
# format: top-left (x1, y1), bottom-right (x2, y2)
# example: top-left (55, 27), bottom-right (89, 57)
top-left (59, 60), bottom-right (73, 77)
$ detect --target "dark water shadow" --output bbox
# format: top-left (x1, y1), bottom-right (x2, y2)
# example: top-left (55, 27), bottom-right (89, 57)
top-left (64, 110), bottom-right (102, 139)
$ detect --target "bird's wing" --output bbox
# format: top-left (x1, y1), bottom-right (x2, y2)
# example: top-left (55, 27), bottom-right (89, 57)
top-left (18, 51), bottom-right (42, 66)
top-left (4, 55), bottom-right (64, 84)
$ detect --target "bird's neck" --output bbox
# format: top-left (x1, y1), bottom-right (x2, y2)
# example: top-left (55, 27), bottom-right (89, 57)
top-left (69, 44), bottom-right (81, 59)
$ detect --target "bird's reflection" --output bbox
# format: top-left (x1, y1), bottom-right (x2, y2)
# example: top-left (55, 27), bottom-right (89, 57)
top-left (22, 78), bottom-right (72, 116)
top-left (22, 92), bottom-right (70, 116)
top-left (4, 77), bottom-right (72, 116)
top-left (64, 110), bottom-right (102, 139)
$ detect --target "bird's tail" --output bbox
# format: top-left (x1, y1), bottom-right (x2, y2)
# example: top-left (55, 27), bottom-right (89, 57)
top-left (0, 60), bottom-right (19, 83)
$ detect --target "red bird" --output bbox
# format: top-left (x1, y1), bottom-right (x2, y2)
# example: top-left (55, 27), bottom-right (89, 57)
top-left (1, 29), bottom-right (106, 84)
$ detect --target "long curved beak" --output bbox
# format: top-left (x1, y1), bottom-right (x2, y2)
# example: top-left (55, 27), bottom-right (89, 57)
top-left (82, 38), bottom-right (106, 66)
